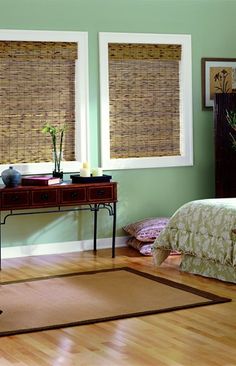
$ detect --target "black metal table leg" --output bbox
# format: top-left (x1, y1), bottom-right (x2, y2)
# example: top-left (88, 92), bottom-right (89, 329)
top-left (0, 198), bottom-right (117, 268)
top-left (0, 222), bottom-right (1, 270)
top-left (93, 204), bottom-right (98, 253)
top-left (112, 202), bottom-right (116, 258)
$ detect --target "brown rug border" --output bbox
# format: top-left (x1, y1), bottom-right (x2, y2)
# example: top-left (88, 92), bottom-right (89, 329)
top-left (0, 267), bottom-right (231, 337)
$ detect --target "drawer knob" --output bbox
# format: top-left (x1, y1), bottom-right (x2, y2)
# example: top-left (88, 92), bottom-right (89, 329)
top-left (71, 192), bottom-right (78, 199)
top-left (41, 193), bottom-right (49, 201)
top-left (96, 189), bottom-right (105, 196)
top-left (11, 194), bottom-right (20, 202)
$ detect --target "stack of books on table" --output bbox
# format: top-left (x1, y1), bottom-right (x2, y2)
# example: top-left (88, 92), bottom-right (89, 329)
top-left (21, 175), bottom-right (61, 186)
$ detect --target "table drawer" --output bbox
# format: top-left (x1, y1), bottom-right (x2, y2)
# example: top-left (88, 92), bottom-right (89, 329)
top-left (87, 186), bottom-right (114, 202)
top-left (1, 191), bottom-right (30, 209)
top-left (60, 187), bottom-right (86, 205)
top-left (31, 189), bottom-right (58, 207)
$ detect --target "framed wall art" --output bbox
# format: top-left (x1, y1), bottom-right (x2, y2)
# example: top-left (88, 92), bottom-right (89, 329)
top-left (202, 57), bottom-right (236, 110)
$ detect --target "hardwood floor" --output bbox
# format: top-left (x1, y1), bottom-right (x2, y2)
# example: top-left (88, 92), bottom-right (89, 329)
top-left (0, 247), bottom-right (235, 366)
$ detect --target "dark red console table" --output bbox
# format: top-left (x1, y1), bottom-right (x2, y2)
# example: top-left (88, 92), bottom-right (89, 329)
top-left (0, 181), bottom-right (117, 269)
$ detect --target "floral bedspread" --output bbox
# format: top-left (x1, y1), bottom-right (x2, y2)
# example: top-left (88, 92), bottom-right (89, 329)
top-left (152, 198), bottom-right (236, 266)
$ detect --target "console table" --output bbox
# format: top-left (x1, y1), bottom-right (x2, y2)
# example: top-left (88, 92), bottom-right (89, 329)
top-left (0, 181), bottom-right (117, 269)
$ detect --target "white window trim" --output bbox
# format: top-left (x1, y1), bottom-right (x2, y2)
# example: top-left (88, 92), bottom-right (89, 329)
top-left (0, 29), bottom-right (89, 175)
top-left (99, 32), bottom-right (193, 170)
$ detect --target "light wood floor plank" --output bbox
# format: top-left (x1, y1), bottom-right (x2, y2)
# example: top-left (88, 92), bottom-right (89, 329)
top-left (0, 247), bottom-right (235, 366)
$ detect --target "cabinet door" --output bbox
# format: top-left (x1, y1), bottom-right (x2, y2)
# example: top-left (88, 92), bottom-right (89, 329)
top-left (31, 189), bottom-right (58, 207)
top-left (1, 191), bottom-right (30, 209)
top-left (87, 185), bottom-right (115, 202)
top-left (214, 93), bottom-right (236, 197)
top-left (60, 187), bottom-right (86, 205)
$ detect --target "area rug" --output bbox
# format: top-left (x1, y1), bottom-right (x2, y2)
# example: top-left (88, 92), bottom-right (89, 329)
top-left (0, 267), bottom-right (231, 337)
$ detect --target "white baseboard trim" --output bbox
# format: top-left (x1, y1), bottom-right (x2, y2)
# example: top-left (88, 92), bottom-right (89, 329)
top-left (2, 236), bottom-right (128, 259)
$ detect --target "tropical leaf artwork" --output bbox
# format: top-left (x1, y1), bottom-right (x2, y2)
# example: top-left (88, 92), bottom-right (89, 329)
top-left (210, 67), bottom-right (232, 99)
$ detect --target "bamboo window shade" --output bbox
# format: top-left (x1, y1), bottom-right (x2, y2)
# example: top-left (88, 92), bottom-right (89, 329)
top-left (0, 41), bottom-right (77, 164)
top-left (108, 43), bottom-right (182, 159)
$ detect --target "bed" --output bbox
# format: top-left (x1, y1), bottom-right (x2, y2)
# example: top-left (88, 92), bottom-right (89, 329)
top-left (152, 198), bottom-right (236, 283)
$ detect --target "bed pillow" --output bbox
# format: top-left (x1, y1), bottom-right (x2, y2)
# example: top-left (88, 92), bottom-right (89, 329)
top-left (127, 237), bottom-right (180, 256)
top-left (127, 237), bottom-right (153, 256)
top-left (123, 217), bottom-right (169, 242)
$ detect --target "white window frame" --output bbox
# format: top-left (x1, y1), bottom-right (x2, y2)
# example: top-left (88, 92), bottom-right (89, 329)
top-left (0, 29), bottom-right (89, 175)
top-left (99, 32), bottom-right (193, 170)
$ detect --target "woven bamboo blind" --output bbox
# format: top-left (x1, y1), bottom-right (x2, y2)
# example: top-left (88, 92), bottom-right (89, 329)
top-left (0, 41), bottom-right (77, 164)
top-left (108, 43), bottom-right (181, 159)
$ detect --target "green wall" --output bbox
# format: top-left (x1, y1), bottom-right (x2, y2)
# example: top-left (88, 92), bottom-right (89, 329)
top-left (0, 0), bottom-right (235, 247)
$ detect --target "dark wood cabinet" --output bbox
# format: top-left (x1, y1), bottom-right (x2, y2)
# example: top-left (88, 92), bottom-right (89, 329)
top-left (214, 93), bottom-right (236, 197)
